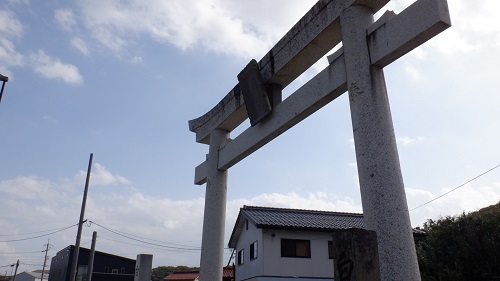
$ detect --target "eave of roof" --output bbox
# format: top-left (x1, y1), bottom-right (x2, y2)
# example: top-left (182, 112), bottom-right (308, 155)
top-left (228, 205), bottom-right (364, 248)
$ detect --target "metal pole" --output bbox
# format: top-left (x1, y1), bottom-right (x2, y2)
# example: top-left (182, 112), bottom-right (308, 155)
top-left (69, 153), bottom-right (93, 281)
top-left (87, 231), bottom-right (97, 281)
top-left (0, 74), bottom-right (9, 105)
top-left (10, 260), bottom-right (19, 281)
top-left (41, 239), bottom-right (50, 281)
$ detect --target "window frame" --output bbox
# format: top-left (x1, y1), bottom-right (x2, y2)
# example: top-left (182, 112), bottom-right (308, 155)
top-left (281, 238), bottom-right (311, 258)
top-left (250, 241), bottom-right (258, 260)
top-left (237, 248), bottom-right (244, 266)
top-left (328, 240), bottom-right (334, 259)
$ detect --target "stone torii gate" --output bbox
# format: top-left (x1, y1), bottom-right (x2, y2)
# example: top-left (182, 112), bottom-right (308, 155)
top-left (189, 0), bottom-right (450, 280)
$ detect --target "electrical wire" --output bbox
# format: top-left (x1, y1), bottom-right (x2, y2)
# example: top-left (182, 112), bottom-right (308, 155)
top-left (0, 223), bottom-right (78, 242)
top-left (20, 263), bottom-right (44, 267)
top-left (0, 250), bottom-right (45, 255)
top-left (88, 220), bottom-right (200, 247)
top-left (410, 163), bottom-right (500, 211)
top-left (0, 224), bottom-right (78, 237)
top-left (88, 221), bottom-right (201, 251)
top-left (97, 236), bottom-right (200, 253)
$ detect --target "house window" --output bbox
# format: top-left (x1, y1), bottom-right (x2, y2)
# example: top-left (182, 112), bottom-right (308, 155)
top-left (237, 249), bottom-right (244, 266)
top-left (105, 266), bottom-right (110, 273)
top-left (250, 241), bottom-right (258, 260)
top-left (121, 268), bottom-right (126, 274)
top-left (328, 241), bottom-right (334, 259)
top-left (112, 269), bottom-right (119, 274)
top-left (281, 239), bottom-right (311, 258)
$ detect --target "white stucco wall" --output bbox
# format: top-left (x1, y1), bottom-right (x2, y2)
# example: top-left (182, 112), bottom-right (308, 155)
top-left (261, 229), bottom-right (334, 279)
top-left (234, 219), bottom-right (264, 281)
top-left (234, 222), bottom-right (334, 281)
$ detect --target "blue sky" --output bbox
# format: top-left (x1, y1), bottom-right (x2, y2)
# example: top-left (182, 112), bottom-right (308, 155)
top-left (1, 0), bottom-right (500, 273)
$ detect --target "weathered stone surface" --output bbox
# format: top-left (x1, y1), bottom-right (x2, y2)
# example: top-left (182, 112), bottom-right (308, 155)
top-left (188, 0), bottom-right (390, 144)
top-left (333, 228), bottom-right (380, 281)
top-left (368, 0), bottom-right (451, 67)
top-left (341, 5), bottom-right (421, 280)
top-left (191, 1), bottom-right (451, 280)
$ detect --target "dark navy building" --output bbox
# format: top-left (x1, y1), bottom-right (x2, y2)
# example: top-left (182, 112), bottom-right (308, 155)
top-left (48, 246), bottom-right (136, 281)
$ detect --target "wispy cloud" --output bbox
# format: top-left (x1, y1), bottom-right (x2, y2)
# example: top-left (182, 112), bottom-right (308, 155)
top-left (0, 38), bottom-right (24, 68)
top-left (71, 36), bottom-right (89, 55)
top-left (76, 0), bottom-right (316, 58)
top-left (54, 9), bottom-right (77, 32)
top-left (407, 181), bottom-right (500, 225)
top-left (0, 10), bottom-right (24, 75)
top-left (80, 163), bottom-right (132, 187)
top-left (397, 136), bottom-right (425, 146)
top-left (30, 50), bottom-right (83, 84)
top-left (0, 10), bottom-right (23, 37)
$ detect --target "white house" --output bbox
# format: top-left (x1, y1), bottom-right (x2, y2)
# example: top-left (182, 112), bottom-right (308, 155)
top-left (228, 206), bottom-right (364, 281)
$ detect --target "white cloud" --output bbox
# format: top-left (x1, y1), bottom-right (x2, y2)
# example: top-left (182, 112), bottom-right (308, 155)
top-left (0, 10), bottom-right (24, 75)
top-left (0, 10), bottom-right (23, 37)
top-left (397, 136), bottom-right (424, 146)
top-left (0, 38), bottom-right (24, 66)
top-left (54, 9), bottom-right (77, 32)
top-left (69, 0), bottom-right (500, 61)
top-left (30, 50), bottom-right (83, 84)
top-left (131, 56), bottom-right (142, 64)
top-left (233, 192), bottom-right (362, 214)
top-left (83, 163), bottom-right (132, 187)
top-left (407, 181), bottom-right (500, 226)
top-left (92, 26), bottom-right (128, 53)
top-left (76, 0), bottom-right (316, 58)
top-left (71, 36), bottom-right (89, 55)
top-left (0, 176), bottom-right (56, 201)
top-left (403, 61), bottom-right (425, 81)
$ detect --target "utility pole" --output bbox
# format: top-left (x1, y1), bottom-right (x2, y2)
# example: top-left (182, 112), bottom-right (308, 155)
top-left (41, 239), bottom-right (50, 281)
top-left (87, 231), bottom-right (97, 281)
top-left (10, 260), bottom-right (19, 281)
top-left (69, 153), bottom-right (93, 281)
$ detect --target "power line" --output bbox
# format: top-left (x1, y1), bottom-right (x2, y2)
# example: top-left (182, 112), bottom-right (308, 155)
top-left (88, 220), bottom-right (200, 247)
top-left (20, 263), bottom-right (44, 267)
top-left (88, 221), bottom-right (201, 251)
top-left (97, 236), bottom-right (201, 253)
top-left (410, 163), bottom-right (500, 211)
top-left (0, 224), bottom-right (78, 237)
top-left (0, 223), bottom-right (78, 242)
top-left (0, 251), bottom-right (44, 255)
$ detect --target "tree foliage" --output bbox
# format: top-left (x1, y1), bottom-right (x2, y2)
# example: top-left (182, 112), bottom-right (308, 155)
top-left (151, 266), bottom-right (199, 281)
top-left (415, 202), bottom-right (500, 281)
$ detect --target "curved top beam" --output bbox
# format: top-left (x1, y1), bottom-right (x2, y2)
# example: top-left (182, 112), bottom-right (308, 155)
top-left (188, 0), bottom-right (389, 144)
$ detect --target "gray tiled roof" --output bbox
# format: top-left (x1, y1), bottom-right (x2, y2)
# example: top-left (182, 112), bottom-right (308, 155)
top-left (241, 205), bottom-right (364, 230)
top-left (229, 205), bottom-right (364, 248)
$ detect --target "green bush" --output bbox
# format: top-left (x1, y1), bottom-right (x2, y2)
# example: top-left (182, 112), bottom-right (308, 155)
top-left (415, 202), bottom-right (500, 281)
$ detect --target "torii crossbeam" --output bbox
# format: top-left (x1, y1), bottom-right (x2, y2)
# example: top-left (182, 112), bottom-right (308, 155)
top-left (189, 0), bottom-right (450, 280)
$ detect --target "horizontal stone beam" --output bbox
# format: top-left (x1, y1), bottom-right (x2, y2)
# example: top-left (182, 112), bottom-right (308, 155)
top-left (194, 50), bottom-right (347, 184)
top-left (368, 0), bottom-right (451, 68)
top-left (194, 159), bottom-right (207, 185)
top-left (193, 0), bottom-right (451, 184)
top-left (188, 0), bottom-right (390, 144)
top-left (219, 51), bottom-right (347, 171)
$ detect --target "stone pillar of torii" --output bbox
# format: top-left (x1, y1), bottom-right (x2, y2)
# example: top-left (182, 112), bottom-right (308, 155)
top-left (188, 0), bottom-right (451, 280)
